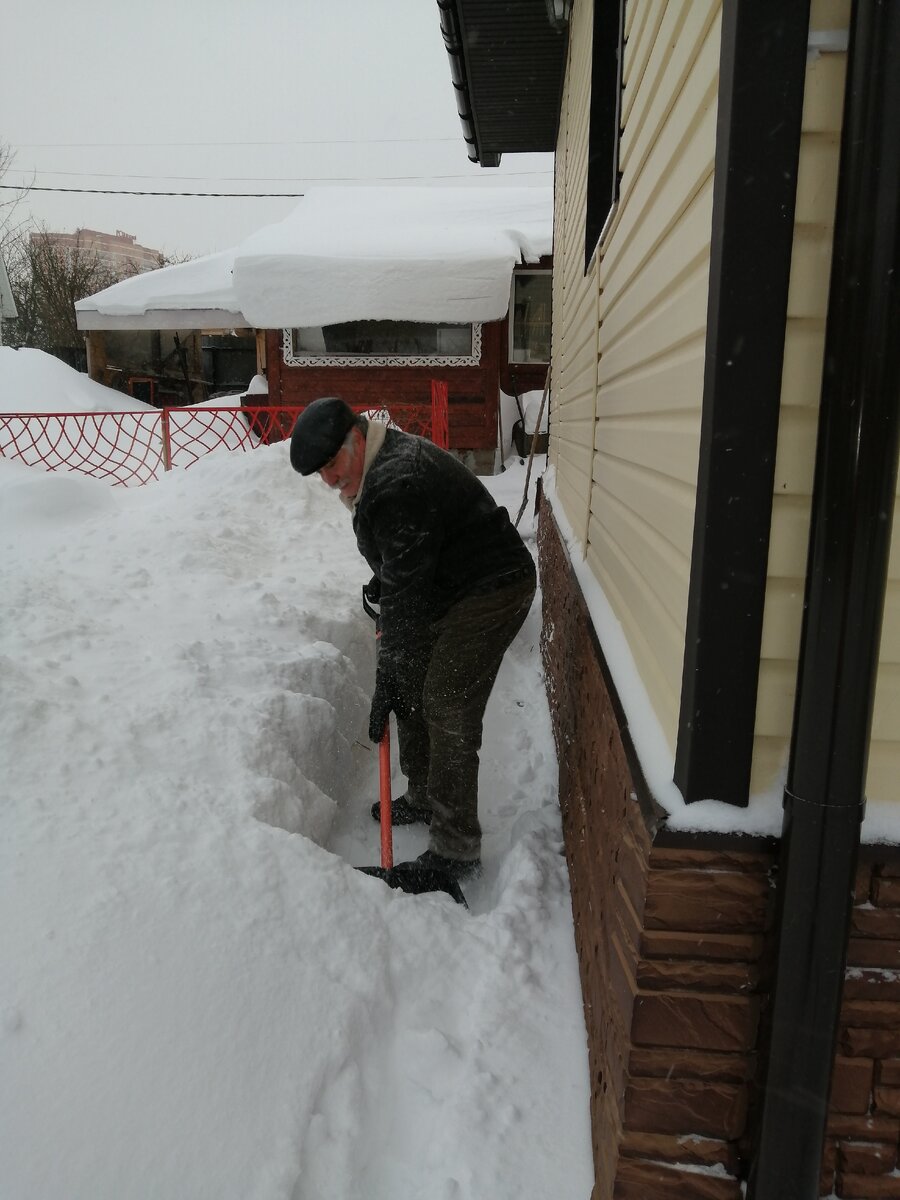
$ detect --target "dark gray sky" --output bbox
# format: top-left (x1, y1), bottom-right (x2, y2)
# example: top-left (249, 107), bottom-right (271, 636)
top-left (1, 0), bottom-right (553, 258)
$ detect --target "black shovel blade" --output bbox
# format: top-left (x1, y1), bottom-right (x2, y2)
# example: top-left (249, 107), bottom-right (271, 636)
top-left (358, 864), bottom-right (467, 907)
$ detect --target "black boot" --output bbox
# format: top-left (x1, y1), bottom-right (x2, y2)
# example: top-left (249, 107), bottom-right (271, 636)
top-left (402, 848), bottom-right (482, 881)
top-left (370, 794), bottom-right (433, 826)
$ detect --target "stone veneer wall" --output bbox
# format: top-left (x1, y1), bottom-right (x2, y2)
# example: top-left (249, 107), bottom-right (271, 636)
top-left (536, 492), bottom-right (900, 1200)
top-left (821, 851), bottom-right (900, 1198)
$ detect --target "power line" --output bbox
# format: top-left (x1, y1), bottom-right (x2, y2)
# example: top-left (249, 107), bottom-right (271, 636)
top-left (0, 184), bottom-right (304, 197)
top-left (18, 168), bottom-right (314, 183)
top-left (6, 167), bottom-right (553, 184)
top-left (13, 137), bottom-right (464, 149)
top-left (0, 168), bottom-right (553, 198)
top-left (16, 167), bottom-right (554, 184)
top-left (15, 169), bottom-right (369, 183)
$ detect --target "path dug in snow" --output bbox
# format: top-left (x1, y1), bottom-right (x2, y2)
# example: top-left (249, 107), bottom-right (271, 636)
top-left (0, 444), bottom-right (593, 1200)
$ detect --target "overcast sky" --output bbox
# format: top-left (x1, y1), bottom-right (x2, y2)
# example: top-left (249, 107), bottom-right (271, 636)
top-left (1, 0), bottom-right (554, 260)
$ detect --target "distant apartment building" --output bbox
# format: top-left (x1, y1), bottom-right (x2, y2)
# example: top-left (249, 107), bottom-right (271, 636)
top-left (33, 228), bottom-right (162, 277)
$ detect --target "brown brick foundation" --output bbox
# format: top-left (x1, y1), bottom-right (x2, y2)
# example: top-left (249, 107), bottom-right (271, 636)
top-left (537, 492), bottom-right (900, 1199)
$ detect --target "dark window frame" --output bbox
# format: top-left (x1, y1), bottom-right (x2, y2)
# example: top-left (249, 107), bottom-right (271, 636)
top-left (509, 269), bottom-right (553, 366)
top-left (291, 319), bottom-right (474, 359)
top-left (585, 0), bottom-right (626, 272)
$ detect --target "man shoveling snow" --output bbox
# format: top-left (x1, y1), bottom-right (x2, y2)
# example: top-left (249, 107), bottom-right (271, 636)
top-left (290, 397), bottom-right (536, 883)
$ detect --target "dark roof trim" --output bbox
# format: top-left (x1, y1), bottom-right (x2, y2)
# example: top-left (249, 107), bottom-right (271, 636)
top-left (437, 0), bottom-right (488, 166)
top-left (437, 0), bottom-right (569, 168)
top-left (674, 1), bottom-right (811, 807)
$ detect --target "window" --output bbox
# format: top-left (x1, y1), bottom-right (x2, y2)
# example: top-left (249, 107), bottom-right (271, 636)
top-left (585, 0), bottom-right (626, 270)
top-left (510, 272), bottom-right (552, 364)
top-left (285, 320), bottom-right (481, 367)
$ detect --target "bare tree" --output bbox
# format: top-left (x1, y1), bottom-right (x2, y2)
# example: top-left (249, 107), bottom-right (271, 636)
top-left (0, 142), bottom-right (33, 257)
top-left (5, 226), bottom-right (190, 365)
top-left (2, 144), bottom-right (191, 366)
top-left (3, 227), bottom-right (121, 361)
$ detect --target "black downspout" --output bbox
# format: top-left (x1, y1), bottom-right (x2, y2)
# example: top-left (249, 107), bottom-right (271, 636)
top-left (748, 2), bottom-right (900, 1197)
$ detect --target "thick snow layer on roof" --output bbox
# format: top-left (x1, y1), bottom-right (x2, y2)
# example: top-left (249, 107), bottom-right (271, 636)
top-left (76, 250), bottom-right (239, 320)
top-left (75, 186), bottom-right (553, 328)
top-left (233, 186), bottom-right (553, 326)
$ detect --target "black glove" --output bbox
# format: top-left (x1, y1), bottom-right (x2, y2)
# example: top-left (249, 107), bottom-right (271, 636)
top-left (362, 575), bottom-right (382, 624)
top-left (368, 668), bottom-right (396, 743)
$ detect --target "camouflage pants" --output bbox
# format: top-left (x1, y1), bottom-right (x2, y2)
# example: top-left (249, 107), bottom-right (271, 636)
top-left (395, 567), bottom-right (536, 861)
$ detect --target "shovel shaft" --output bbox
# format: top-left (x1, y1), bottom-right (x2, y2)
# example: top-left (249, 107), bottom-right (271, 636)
top-left (379, 726), bottom-right (393, 869)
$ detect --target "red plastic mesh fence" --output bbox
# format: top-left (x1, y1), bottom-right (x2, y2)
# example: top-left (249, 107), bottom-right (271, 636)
top-left (358, 404), bottom-right (434, 440)
top-left (0, 411), bottom-right (166, 486)
top-left (0, 397), bottom-right (446, 486)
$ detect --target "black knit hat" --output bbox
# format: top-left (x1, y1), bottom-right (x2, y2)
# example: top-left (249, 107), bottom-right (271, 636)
top-left (289, 397), bottom-right (357, 475)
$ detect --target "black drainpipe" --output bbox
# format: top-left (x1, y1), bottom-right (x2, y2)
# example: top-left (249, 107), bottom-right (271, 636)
top-left (748, 2), bottom-right (900, 1197)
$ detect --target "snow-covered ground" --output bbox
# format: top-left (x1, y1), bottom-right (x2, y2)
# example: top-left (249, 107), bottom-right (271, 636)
top-left (1, 403), bottom-right (592, 1198)
top-left (0, 346), bottom-right (157, 415)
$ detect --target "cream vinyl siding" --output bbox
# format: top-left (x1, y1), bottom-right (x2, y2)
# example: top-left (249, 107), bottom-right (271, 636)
top-left (586, 0), bottom-right (721, 755)
top-left (751, 0), bottom-right (897, 802)
top-left (550, 0), bottom-right (599, 542)
top-left (756, 0), bottom-right (897, 808)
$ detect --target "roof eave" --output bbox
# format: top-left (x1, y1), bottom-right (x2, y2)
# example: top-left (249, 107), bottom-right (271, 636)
top-left (75, 308), bottom-right (252, 332)
top-left (437, 0), bottom-right (568, 167)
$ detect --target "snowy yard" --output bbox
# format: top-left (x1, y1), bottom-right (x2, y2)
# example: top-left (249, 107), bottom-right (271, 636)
top-left (0, 415), bottom-right (593, 1198)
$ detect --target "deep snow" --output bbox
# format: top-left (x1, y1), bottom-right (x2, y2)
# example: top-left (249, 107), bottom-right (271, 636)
top-left (0, 419), bottom-right (593, 1199)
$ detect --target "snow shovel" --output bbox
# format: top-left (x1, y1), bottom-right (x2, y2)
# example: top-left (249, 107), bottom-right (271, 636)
top-left (358, 721), bottom-right (467, 906)
top-left (358, 585), bottom-right (466, 905)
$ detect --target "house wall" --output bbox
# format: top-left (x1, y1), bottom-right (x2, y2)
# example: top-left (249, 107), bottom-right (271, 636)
top-left (539, 494), bottom-right (900, 1200)
top-left (264, 258), bottom-right (554, 463)
top-left (542, 0), bottom-right (900, 1194)
top-left (552, 0), bottom-right (898, 806)
top-left (551, 0), bottom-right (721, 759)
top-left (265, 323), bottom-right (503, 458)
top-left (549, 0), bottom-right (599, 544)
top-left (752, 0), bottom-right (899, 806)
top-left (754, 0), bottom-right (835, 790)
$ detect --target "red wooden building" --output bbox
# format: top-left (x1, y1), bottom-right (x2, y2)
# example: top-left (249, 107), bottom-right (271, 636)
top-left (261, 257), bottom-right (550, 468)
top-left (76, 188), bottom-right (553, 471)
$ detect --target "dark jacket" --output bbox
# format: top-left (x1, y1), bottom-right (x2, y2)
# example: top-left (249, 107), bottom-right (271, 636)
top-left (353, 428), bottom-right (534, 666)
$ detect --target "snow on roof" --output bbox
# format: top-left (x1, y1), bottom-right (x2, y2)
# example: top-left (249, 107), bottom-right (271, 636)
top-left (75, 186), bottom-right (553, 330)
top-left (75, 250), bottom-right (245, 330)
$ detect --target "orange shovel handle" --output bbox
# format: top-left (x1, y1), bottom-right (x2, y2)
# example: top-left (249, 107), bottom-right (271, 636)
top-left (379, 725), bottom-right (393, 869)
